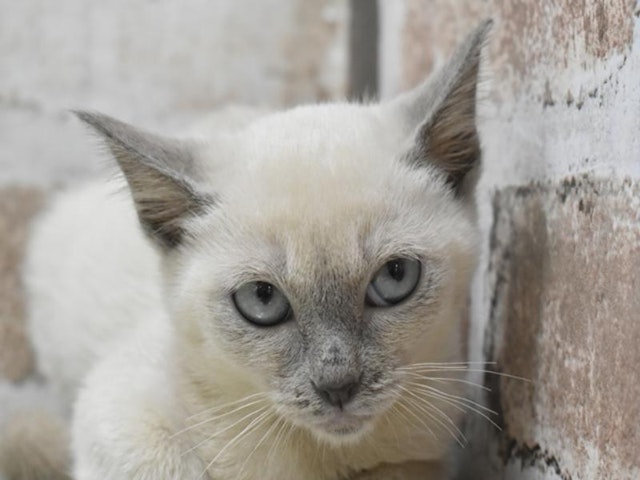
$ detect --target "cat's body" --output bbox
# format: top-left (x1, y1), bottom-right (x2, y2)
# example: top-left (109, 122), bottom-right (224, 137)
top-left (23, 22), bottom-right (491, 480)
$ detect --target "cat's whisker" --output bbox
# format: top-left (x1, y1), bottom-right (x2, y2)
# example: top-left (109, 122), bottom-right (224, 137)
top-left (198, 409), bottom-right (274, 480)
top-left (399, 365), bottom-right (530, 383)
top-left (401, 371), bottom-right (491, 391)
top-left (399, 393), bottom-right (453, 444)
top-left (171, 397), bottom-right (269, 440)
top-left (180, 405), bottom-right (270, 457)
top-left (399, 385), bottom-right (466, 439)
top-left (236, 414), bottom-right (282, 478)
top-left (406, 384), bottom-right (502, 431)
top-left (420, 401), bottom-right (467, 447)
top-left (405, 381), bottom-right (498, 416)
top-left (382, 405), bottom-right (402, 450)
top-left (393, 395), bottom-right (438, 442)
top-left (401, 361), bottom-right (496, 368)
top-left (397, 385), bottom-right (466, 447)
top-left (386, 403), bottom-right (414, 438)
top-left (266, 416), bottom-right (289, 467)
top-left (267, 417), bottom-right (294, 473)
top-left (186, 392), bottom-right (268, 420)
top-left (424, 389), bottom-right (502, 432)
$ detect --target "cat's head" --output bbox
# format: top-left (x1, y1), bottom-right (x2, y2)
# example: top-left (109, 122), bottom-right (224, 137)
top-left (77, 21), bottom-right (490, 445)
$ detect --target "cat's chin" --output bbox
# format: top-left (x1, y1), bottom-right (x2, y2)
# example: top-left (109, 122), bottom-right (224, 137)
top-left (310, 413), bottom-right (375, 446)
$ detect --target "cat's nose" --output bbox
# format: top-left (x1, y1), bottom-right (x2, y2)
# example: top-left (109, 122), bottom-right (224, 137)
top-left (312, 378), bottom-right (359, 410)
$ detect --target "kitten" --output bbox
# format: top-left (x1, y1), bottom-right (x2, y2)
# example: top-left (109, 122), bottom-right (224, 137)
top-left (24, 21), bottom-right (491, 480)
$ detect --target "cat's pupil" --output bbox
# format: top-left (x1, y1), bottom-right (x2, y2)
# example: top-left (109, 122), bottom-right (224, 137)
top-left (387, 260), bottom-right (405, 282)
top-left (255, 282), bottom-right (273, 304)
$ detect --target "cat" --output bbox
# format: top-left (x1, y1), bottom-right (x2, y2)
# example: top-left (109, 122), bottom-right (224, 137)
top-left (23, 20), bottom-right (491, 480)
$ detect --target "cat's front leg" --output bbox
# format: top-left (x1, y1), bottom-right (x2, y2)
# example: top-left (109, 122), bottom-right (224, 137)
top-left (72, 325), bottom-right (211, 480)
top-left (350, 461), bottom-right (447, 480)
top-left (73, 375), bottom-right (211, 480)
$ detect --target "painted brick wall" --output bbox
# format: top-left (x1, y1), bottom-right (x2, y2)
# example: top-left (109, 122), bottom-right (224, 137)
top-left (379, 1), bottom-right (640, 479)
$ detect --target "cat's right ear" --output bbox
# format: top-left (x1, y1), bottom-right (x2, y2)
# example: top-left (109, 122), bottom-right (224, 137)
top-left (389, 19), bottom-right (492, 198)
top-left (74, 111), bottom-right (213, 249)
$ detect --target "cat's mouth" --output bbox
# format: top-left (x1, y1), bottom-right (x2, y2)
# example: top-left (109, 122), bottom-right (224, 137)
top-left (313, 412), bottom-right (374, 443)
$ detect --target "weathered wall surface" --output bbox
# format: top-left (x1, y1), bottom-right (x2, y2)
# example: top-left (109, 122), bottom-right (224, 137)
top-left (0, 0), bottom-right (347, 186)
top-left (380, 1), bottom-right (640, 479)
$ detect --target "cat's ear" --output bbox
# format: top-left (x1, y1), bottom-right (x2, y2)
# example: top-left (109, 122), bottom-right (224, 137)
top-left (74, 111), bottom-right (212, 249)
top-left (391, 19), bottom-right (492, 196)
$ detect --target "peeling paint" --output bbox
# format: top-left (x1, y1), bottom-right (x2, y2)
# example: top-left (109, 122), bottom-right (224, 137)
top-left (505, 441), bottom-right (572, 480)
top-left (484, 177), bottom-right (640, 479)
top-left (392, 0), bottom-right (635, 104)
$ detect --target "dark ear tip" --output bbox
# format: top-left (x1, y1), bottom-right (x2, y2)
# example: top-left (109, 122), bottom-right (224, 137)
top-left (480, 18), bottom-right (495, 31)
top-left (70, 109), bottom-right (89, 121)
top-left (71, 110), bottom-right (105, 129)
top-left (70, 110), bottom-right (131, 142)
top-left (471, 18), bottom-right (495, 49)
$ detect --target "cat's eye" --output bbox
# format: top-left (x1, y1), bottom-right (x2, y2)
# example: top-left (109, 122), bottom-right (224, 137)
top-left (366, 258), bottom-right (421, 307)
top-left (233, 281), bottom-right (291, 326)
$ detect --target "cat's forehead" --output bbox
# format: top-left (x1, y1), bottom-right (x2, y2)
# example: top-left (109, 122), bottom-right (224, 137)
top-left (248, 103), bottom-right (397, 140)
top-left (194, 161), bottom-right (457, 273)
top-left (238, 103), bottom-right (403, 171)
top-left (201, 104), bottom-right (417, 220)
top-left (191, 103), bottom-right (466, 267)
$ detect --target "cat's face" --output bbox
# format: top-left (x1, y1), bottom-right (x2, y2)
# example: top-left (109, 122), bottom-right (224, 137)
top-left (76, 20), bottom-right (490, 445)
top-left (167, 105), bottom-right (478, 444)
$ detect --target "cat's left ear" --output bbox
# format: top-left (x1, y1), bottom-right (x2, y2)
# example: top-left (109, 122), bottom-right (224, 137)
top-left (74, 111), bottom-right (212, 249)
top-left (390, 19), bottom-right (492, 197)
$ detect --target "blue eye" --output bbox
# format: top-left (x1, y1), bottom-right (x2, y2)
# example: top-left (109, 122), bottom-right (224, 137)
top-left (366, 258), bottom-right (421, 307)
top-left (233, 281), bottom-right (291, 326)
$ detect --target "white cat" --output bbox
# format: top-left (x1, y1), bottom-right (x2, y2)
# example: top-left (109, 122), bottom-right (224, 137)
top-left (24, 21), bottom-right (491, 480)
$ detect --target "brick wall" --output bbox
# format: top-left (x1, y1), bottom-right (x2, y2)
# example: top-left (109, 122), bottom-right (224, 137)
top-left (379, 1), bottom-right (640, 478)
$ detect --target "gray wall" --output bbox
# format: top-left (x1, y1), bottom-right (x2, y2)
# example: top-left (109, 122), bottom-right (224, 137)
top-left (0, 0), bottom-right (348, 186)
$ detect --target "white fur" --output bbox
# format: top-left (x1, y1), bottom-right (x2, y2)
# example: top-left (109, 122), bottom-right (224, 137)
top-left (25, 179), bottom-right (164, 409)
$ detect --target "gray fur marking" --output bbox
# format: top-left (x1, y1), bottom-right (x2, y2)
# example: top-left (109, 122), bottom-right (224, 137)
top-left (394, 19), bottom-right (492, 196)
top-left (74, 111), bottom-right (212, 248)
